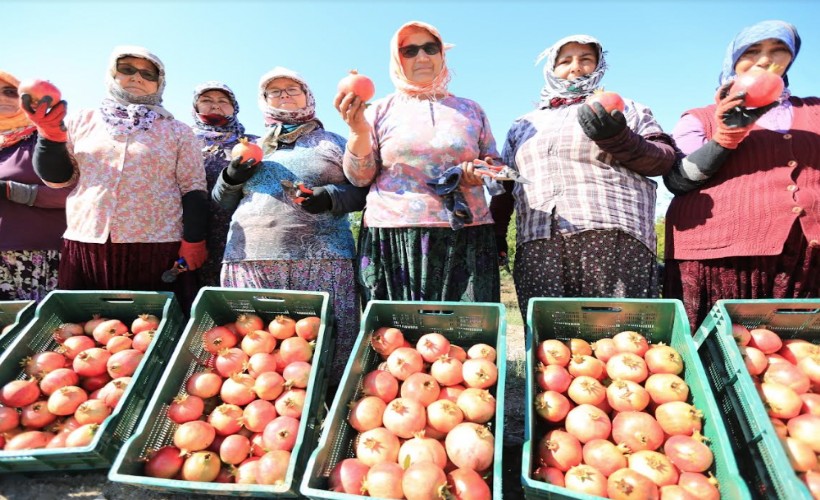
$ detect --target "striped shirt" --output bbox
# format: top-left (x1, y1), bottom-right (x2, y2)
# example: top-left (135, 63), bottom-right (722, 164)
top-left (502, 100), bottom-right (664, 252)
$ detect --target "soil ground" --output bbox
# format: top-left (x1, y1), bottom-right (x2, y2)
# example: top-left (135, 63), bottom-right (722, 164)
top-left (0, 274), bottom-right (529, 499)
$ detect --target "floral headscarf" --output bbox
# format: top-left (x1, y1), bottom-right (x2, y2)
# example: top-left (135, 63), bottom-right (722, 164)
top-left (535, 34), bottom-right (607, 109)
top-left (257, 67), bottom-right (321, 154)
top-left (389, 21), bottom-right (453, 98)
top-left (99, 45), bottom-right (172, 136)
top-left (718, 20), bottom-right (800, 89)
top-left (191, 81), bottom-right (246, 148)
top-left (0, 70), bottom-right (36, 149)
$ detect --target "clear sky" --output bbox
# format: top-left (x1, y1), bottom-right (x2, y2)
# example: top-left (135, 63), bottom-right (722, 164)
top-left (5, 0), bottom-right (819, 214)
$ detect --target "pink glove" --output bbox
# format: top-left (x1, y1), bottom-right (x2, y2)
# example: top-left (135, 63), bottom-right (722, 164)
top-left (20, 94), bottom-right (68, 143)
top-left (179, 240), bottom-right (207, 271)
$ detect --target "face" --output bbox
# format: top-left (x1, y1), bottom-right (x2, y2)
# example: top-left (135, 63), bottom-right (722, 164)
top-left (196, 90), bottom-right (235, 116)
top-left (553, 42), bottom-right (598, 80)
top-left (114, 56), bottom-right (160, 96)
top-left (264, 77), bottom-right (307, 110)
top-left (734, 38), bottom-right (793, 76)
top-left (0, 83), bottom-right (19, 117)
top-left (398, 29), bottom-right (443, 85)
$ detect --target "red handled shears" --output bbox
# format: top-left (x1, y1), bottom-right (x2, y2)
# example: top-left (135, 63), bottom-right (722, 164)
top-left (472, 159), bottom-right (531, 184)
top-left (280, 180), bottom-right (314, 204)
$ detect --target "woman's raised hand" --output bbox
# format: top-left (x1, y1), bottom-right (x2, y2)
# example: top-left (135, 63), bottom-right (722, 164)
top-left (334, 91), bottom-right (370, 135)
top-left (20, 94), bottom-right (68, 142)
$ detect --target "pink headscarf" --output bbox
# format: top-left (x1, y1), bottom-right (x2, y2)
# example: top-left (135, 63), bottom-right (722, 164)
top-left (389, 21), bottom-right (453, 98)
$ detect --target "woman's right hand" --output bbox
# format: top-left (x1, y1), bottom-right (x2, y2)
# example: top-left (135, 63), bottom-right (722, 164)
top-left (334, 91), bottom-right (370, 135)
top-left (20, 95), bottom-right (68, 143)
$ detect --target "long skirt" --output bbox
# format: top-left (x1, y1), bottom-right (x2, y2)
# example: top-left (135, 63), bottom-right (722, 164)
top-left (513, 229), bottom-right (659, 320)
top-left (664, 221), bottom-right (820, 332)
top-left (0, 249), bottom-right (60, 301)
top-left (357, 225), bottom-right (500, 303)
top-left (221, 259), bottom-right (360, 382)
top-left (58, 239), bottom-right (198, 313)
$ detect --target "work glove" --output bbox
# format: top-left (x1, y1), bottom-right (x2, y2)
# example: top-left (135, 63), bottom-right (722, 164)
top-left (178, 239), bottom-right (207, 271)
top-left (224, 156), bottom-right (261, 185)
top-left (577, 102), bottom-right (627, 141)
top-left (0, 180), bottom-right (37, 205)
top-left (712, 83), bottom-right (777, 149)
top-left (299, 186), bottom-right (333, 214)
top-left (496, 234), bottom-right (509, 267)
top-left (20, 94), bottom-right (68, 143)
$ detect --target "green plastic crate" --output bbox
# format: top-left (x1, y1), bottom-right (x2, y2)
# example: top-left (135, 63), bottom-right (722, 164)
top-left (300, 300), bottom-right (507, 500)
top-left (0, 290), bottom-right (184, 472)
top-left (0, 300), bottom-right (35, 352)
top-left (693, 299), bottom-right (818, 500)
top-left (109, 287), bottom-right (333, 497)
top-left (521, 298), bottom-right (751, 500)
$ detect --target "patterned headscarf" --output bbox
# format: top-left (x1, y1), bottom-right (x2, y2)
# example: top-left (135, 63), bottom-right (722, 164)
top-left (257, 67), bottom-right (321, 154)
top-left (99, 45), bottom-right (172, 136)
top-left (389, 21), bottom-right (453, 98)
top-left (718, 20), bottom-right (800, 88)
top-left (191, 81), bottom-right (246, 148)
top-left (0, 70), bottom-right (36, 148)
top-left (535, 34), bottom-right (607, 109)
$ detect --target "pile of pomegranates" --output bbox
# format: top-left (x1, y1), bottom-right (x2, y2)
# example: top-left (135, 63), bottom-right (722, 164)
top-left (325, 326), bottom-right (497, 500)
top-left (141, 312), bottom-right (321, 486)
top-left (731, 324), bottom-right (819, 497)
top-left (0, 313), bottom-right (160, 451)
top-left (530, 331), bottom-right (721, 499)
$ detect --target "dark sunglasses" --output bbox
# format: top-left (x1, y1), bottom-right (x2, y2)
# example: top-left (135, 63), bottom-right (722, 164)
top-left (398, 42), bottom-right (441, 58)
top-left (1, 87), bottom-right (19, 98)
top-left (116, 64), bottom-right (159, 82)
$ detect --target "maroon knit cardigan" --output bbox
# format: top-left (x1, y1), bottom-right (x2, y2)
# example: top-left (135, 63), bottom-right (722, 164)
top-left (666, 97), bottom-right (820, 261)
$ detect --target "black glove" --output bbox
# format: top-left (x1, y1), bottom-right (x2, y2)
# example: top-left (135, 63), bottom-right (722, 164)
top-left (0, 181), bottom-right (6, 201)
top-left (719, 83), bottom-right (779, 128)
top-left (299, 186), bottom-right (332, 214)
top-left (496, 234), bottom-right (509, 266)
top-left (224, 156), bottom-right (261, 185)
top-left (577, 102), bottom-right (627, 141)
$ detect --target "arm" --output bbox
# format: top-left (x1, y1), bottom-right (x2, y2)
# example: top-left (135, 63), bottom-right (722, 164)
top-left (33, 137), bottom-right (76, 187)
top-left (175, 126), bottom-right (209, 269)
top-left (335, 91), bottom-right (379, 186)
top-left (0, 179), bottom-right (71, 208)
top-left (211, 169), bottom-right (244, 212)
top-left (489, 126), bottom-right (520, 260)
top-left (323, 182), bottom-right (369, 214)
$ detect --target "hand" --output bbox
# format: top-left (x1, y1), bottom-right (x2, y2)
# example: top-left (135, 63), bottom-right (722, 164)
top-left (460, 159), bottom-right (486, 187)
top-left (712, 82), bottom-right (759, 149)
top-left (225, 156), bottom-right (261, 185)
top-left (495, 234), bottom-right (509, 267)
top-left (333, 91), bottom-right (370, 135)
top-left (716, 82), bottom-right (779, 128)
top-left (299, 186), bottom-right (332, 214)
top-left (577, 102), bottom-right (627, 141)
top-left (20, 95), bottom-right (68, 142)
top-left (178, 239), bottom-right (207, 271)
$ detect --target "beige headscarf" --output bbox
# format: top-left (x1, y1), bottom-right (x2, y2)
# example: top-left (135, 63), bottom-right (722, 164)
top-left (389, 21), bottom-right (453, 98)
top-left (0, 70), bottom-right (33, 132)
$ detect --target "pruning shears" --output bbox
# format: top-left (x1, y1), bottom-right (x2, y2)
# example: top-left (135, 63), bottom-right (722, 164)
top-left (472, 159), bottom-right (531, 184)
top-left (280, 180), bottom-right (314, 204)
top-left (161, 257), bottom-right (188, 283)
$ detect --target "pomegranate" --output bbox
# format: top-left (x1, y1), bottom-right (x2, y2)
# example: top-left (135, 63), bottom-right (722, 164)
top-left (371, 327), bottom-right (404, 357)
top-left (537, 339), bottom-right (571, 366)
top-left (534, 390), bottom-right (572, 423)
top-left (612, 411), bottom-right (665, 452)
top-left (262, 415), bottom-right (300, 452)
top-left (255, 449), bottom-right (291, 485)
top-left (231, 138), bottom-right (263, 164)
top-left (203, 326), bottom-right (237, 353)
top-left (294, 316), bottom-right (321, 340)
top-left (268, 315), bottom-right (296, 340)
top-left (586, 90), bottom-right (626, 113)
top-left (181, 451), bottom-right (221, 482)
top-left (337, 70), bottom-right (375, 102)
top-left (355, 426), bottom-right (400, 466)
top-left (564, 464), bottom-right (607, 497)
top-left (535, 363), bottom-right (572, 392)
top-left (74, 399), bottom-right (112, 425)
top-left (748, 328), bottom-right (783, 354)
top-left (174, 420), bottom-right (216, 454)
top-left (144, 446), bottom-right (184, 478)
top-left (362, 461), bottom-right (403, 498)
top-left (52, 323), bottom-right (84, 344)
top-left (329, 458), bottom-right (370, 493)
top-left (655, 401), bottom-right (703, 436)
top-left (628, 450), bottom-right (679, 487)
top-left (2, 378), bottom-right (42, 407)
top-left (730, 65), bottom-right (785, 108)
top-left (106, 349), bottom-right (144, 378)
top-left (467, 343), bottom-right (497, 362)
top-left (131, 313), bottom-right (160, 334)
top-left (644, 344), bottom-right (684, 374)
top-left (678, 472), bottom-right (720, 500)
top-left (537, 429), bottom-right (582, 472)
top-left (185, 371), bottom-right (222, 399)
top-left (254, 371), bottom-right (286, 401)
top-left (426, 399), bottom-right (464, 434)
top-left (21, 401), bottom-right (57, 429)
top-left (582, 439), bottom-right (629, 477)
top-left (221, 373), bottom-right (257, 406)
top-left (274, 388), bottom-right (306, 418)
top-left (430, 356), bottom-right (464, 386)
top-left (382, 398), bottom-right (426, 439)
top-left (456, 388), bottom-right (496, 424)
top-left (564, 404), bottom-right (612, 443)
top-left (399, 434), bottom-right (447, 468)
top-left (664, 432), bottom-right (713, 472)
top-left (348, 396), bottom-right (387, 432)
top-left (607, 467), bottom-right (659, 499)
top-left (47, 386), bottom-right (88, 416)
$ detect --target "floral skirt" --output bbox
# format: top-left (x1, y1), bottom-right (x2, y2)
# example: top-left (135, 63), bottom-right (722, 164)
top-left (0, 250), bottom-right (60, 301)
top-left (664, 221), bottom-right (820, 331)
top-left (514, 229), bottom-right (659, 319)
top-left (221, 259), bottom-right (360, 380)
top-left (358, 225), bottom-right (500, 303)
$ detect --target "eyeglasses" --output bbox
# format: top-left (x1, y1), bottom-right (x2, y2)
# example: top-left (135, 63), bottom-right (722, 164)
top-left (0, 88), bottom-right (19, 98)
top-left (265, 87), bottom-right (304, 99)
top-left (398, 42), bottom-right (441, 58)
top-left (116, 64), bottom-right (159, 82)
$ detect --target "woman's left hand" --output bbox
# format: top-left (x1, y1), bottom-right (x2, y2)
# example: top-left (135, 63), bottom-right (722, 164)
top-left (460, 159), bottom-right (486, 186)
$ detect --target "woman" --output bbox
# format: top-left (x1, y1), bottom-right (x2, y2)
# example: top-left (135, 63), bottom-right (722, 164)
top-left (191, 81), bottom-right (257, 287)
top-left (22, 46), bottom-right (207, 310)
top-left (335, 20), bottom-right (502, 304)
top-left (0, 70), bottom-right (69, 301)
top-left (664, 20), bottom-right (819, 330)
top-left (212, 66), bottom-right (365, 378)
top-left (490, 35), bottom-right (676, 319)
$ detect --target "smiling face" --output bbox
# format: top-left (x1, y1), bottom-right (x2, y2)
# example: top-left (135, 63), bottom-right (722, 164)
top-left (114, 56), bottom-right (160, 96)
top-left (398, 28), bottom-right (443, 85)
top-left (0, 83), bottom-right (19, 117)
top-left (264, 77), bottom-right (307, 111)
top-left (734, 38), bottom-right (793, 77)
top-left (195, 89), bottom-right (235, 116)
top-left (553, 42), bottom-right (598, 81)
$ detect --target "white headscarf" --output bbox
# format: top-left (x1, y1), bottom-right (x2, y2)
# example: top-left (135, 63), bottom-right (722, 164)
top-left (104, 45), bottom-right (172, 118)
top-left (535, 34), bottom-right (607, 109)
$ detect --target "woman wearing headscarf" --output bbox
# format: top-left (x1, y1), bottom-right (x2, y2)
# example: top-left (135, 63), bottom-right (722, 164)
top-left (0, 70), bottom-right (69, 300)
top-left (22, 46), bottom-right (207, 309)
top-left (335, 20), bottom-right (503, 304)
top-left (212, 66), bottom-right (366, 378)
top-left (490, 35), bottom-right (676, 319)
top-left (191, 81), bottom-right (257, 288)
top-left (664, 20), bottom-right (820, 330)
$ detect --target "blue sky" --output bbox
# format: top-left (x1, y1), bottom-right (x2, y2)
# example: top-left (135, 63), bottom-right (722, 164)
top-left (5, 0), bottom-right (819, 214)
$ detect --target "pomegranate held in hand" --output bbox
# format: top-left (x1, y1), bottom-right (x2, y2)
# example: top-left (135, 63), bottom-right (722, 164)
top-left (18, 79), bottom-right (62, 110)
top-left (231, 137), bottom-right (263, 164)
top-left (337, 70), bottom-right (375, 102)
top-left (730, 65), bottom-right (784, 108)
top-left (586, 90), bottom-right (625, 113)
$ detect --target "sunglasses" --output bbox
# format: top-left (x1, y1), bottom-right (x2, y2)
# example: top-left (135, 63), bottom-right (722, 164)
top-left (0, 88), bottom-right (19, 98)
top-left (398, 42), bottom-right (441, 58)
top-left (116, 64), bottom-right (159, 82)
